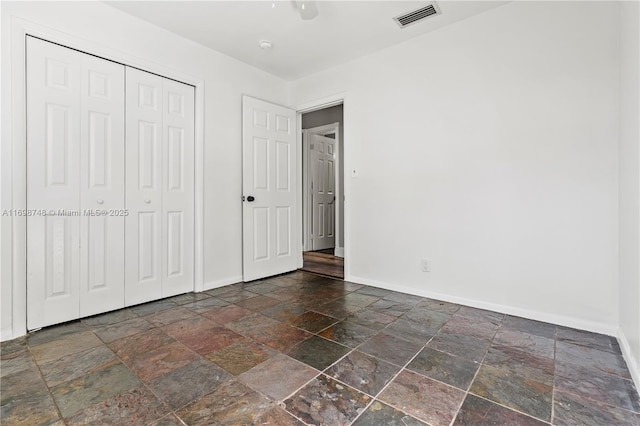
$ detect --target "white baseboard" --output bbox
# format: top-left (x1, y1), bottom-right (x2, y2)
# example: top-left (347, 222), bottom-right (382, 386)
top-left (334, 247), bottom-right (345, 258)
top-left (618, 328), bottom-right (640, 391)
top-left (348, 275), bottom-right (619, 337)
top-left (202, 276), bottom-right (243, 292)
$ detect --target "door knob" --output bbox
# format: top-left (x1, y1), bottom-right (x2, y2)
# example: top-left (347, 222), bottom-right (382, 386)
top-left (144, 199), bottom-right (151, 204)
top-left (247, 196), bottom-right (255, 202)
top-left (97, 199), bottom-right (104, 205)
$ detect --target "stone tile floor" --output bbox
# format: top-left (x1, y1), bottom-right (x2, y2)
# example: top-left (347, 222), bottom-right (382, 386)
top-left (2, 271), bottom-right (639, 425)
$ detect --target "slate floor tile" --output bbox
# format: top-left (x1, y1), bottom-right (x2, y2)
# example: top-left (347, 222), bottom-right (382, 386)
top-left (501, 315), bottom-right (557, 339)
top-left (289, 311), bottom-right (339, 333)
top-left (367, 299), bottom-right (413, 317)
top-left (427, 332), bottom-right (491, 363)
top-left (1, 367), bottom-right (49, 405)
top-left (469, 364), bottom-right (552, 422)
top-left (286, 335), bottom-right (350, 370)
top-left (483, 344), bottom-right (554, 385)
top-left (148, 358), bottom-right (231, 410)
top-left (165, 292), bottom-right (211, 305)
top-left (129, 300), bottom-right (177, 316)
top-left (414, 298), bottom-right (461, 314)
top-left (556, 326), bottom-right (620, 354)
top-left (346, 309), bottom-right (398, 330)
top-left (355, 286), bottom-right (392, 298)
top-left (30, 331), bottom-right (104, 364)
top-left (181, 297), bottom-right (230, 314)
top-left (383, 292), bottom-right (423, 305)
top-left (492, 328), bottom-right (554, 359)
top-left (379, 370), bottom-right (465, 426)
top-left (453, 394), bottom-right (547, 426)
top-left (284, 374), bottom-right (371, 425)
top-left (175, 379), bottom-right (274, 425)
top-left (553, 389), bottom-right (640, 426)
top-left (352, 401), bottom-right (427, 426)
top-left (314, 300), bottom-right (364, 319)
top-left (235, 295), bottom-right (281, 311)
top-left (260, 302), bottom-right (306, 321)
top-left (27, 321), bottom-right (90, 347)
top-left (358, 332), bottom-right (423, 367)
top-left (207, 338), bottom-right (275, 375)
top-left (407, 347), bottom-right (479, 390)
top-left (318, 320), bottom-right (377, 348)
top-left (65, 386), bottom-right (168, 426)
top-left (108, 328), bottom-right (175, 361)
top-left (225, 313), bottom-right (280, 336)
top-left (256, 406), bottom-right (306, 425)
top-left (82, 309), bottom-right (139, 328)
top-left (94, 317), bottom-right (154, 344)
top-left (202, 304), bottom-right (252, 324)
top-left (145, 306), bottom-right (196, 327)
top-left (0, 350), bottom-right (38, 377)
top-left (125, 341), bottom-right (200, 382)
top-left (51, 361), bottom-right (141, 419)
top-left (556, 340), bottom-right (631, 379)
top-left (0, 390), bottom-right (61, 426)
top-left (239, 354), bottom-right (318, 400)
top-left (555, 361), bottom-right (640, 412)
top-left (39, 344), bottom-right (117, 387)
top-left (327, 350), bottom-right (401, 396)
top-left (384, 318), bottom-right (441, 344)
top-left (252, 322), bottom-right (313, 351)
top-left (441, 314), bottom-right (500, 340)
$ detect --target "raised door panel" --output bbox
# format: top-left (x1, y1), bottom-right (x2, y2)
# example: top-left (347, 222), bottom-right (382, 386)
top-left (125, 68), bottom-right (164, 305)
top-left (162, 79), bottom-right (194, 297)
top-left (79, 55), bottom-right (125, 317)
top-left (26, 36), bottom-right (81, 329)
top-left (242, 96), bottom-right (297, 281)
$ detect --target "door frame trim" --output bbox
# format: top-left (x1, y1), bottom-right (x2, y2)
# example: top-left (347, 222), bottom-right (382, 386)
top-left (302, 123), bottom-right (340, 253)
top-left (295, 94), bottom-right (348, 277)
top-left (3, 17), bottom-right (205, 341)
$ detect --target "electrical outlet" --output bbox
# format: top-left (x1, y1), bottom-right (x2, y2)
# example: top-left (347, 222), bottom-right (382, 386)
top-left (421, 258), bottom-right (431, 272)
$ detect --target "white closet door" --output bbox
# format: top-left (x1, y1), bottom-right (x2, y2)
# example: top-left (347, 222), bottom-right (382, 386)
top-left (79, 55), bottom-right (126, 317)
top-left (26, 37), bottom-right (82, 329)
top-left (125, 68), bottom-right (164, 305)
top-left (162, 79), bottom-right (194, 297)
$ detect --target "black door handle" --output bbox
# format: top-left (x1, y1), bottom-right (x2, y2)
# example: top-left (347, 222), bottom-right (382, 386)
top-left (247, 196), bottom-right (255, 202)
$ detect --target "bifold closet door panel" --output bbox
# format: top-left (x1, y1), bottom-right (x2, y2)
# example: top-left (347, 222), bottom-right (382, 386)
top-left (162, 79), bottom-right (195, 298)
top-left (26, 37), bottom-right (127, 329)
top-left (26, 37), bottom-right (83, 329)
top-left (125, 68), bottom-right (164, 305)
top-left (79, 55), bottom-right (126, 317)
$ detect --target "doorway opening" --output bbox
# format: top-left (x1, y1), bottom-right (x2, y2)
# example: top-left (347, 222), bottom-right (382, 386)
top-left (300, 104), bottom-right (344, 279)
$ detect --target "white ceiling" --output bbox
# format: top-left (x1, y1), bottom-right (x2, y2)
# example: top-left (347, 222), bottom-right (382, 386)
top-left (106, 1), bottom-right (508, 81)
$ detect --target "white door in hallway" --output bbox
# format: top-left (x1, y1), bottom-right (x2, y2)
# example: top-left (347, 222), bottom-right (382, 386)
top-left (125, 68), bottom-right (195, 305)
top-left (26, 37), bottom-right (126, 329)
top-left (242, 96), bottom-right (297, 281)
top-left (310, 134), bottom-right (336, 251)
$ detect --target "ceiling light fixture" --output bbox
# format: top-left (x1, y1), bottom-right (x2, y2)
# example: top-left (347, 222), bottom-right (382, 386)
top-left (258, 40), bottom-right (273, 50)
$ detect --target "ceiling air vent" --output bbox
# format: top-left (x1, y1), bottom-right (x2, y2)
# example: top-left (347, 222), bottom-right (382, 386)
top-left (394, 3), bottom-right (440, 28)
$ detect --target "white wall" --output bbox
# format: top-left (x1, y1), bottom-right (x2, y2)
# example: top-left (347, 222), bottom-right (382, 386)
top-left (619, 0), bottom-right (640, 388)
top-left (291, 1), bottom-right (620, 333)
top-left (1, 1), bottom-right (289, 340)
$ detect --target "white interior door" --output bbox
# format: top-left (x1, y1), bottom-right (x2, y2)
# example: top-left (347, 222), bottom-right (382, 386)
top-left (26, 37), bottom-right (82, 329)
top-left (79, 54), bottom-right (126, 317)
top-left (310, 134), bottom-right (336, 251)
top-left (125, 68), bottom-right (164, 305)
top-left (242, 96), bottom-right (297, 281)
top-left (161, 78), bottom-right (195, 298)
top-left (125, 68), bottom-right (195, 305)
